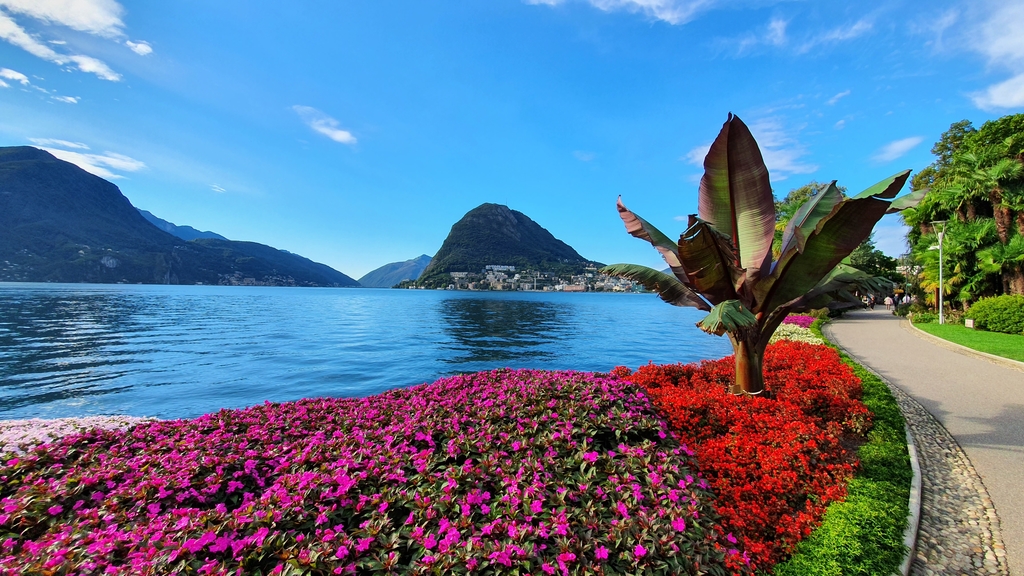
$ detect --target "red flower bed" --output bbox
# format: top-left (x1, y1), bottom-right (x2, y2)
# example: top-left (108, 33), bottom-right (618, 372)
top-left (613, 341), bottom-right (870, 570)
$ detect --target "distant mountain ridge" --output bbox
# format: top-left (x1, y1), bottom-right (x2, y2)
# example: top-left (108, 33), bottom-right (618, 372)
top-left (0, 146), bottom-right (358, 287)
top-left (359, 254), bottom-right (432, 288)
top-left (416, 203), bottom-right (600, 286)
top-left (138, 209), bottom-right (227, 241)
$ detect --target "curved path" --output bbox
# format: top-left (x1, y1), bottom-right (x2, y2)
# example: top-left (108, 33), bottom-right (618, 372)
top-left (827, 309), bottom-right (1022, 575)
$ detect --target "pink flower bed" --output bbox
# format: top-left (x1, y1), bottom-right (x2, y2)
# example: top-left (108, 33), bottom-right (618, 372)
top-left (0, 370), bottom-right (745, 575)
top-left (780, 315), bottom-right (816, 329)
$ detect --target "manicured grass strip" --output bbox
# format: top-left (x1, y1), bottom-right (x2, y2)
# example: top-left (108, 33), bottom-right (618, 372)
top-left (913, 322), bottom-right (1024, 363)
top-left (772, 319), bottom-right (912, 576)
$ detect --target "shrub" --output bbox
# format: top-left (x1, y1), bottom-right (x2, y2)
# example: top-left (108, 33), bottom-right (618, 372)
top-left (615, 341), bottom-right (868, 570)
top-left (895, 302), bottom-right (927, 317)
top-left (0, 370), bottom-right (747, 575)
top-left (967, 295), bottom-right (1024, 334)
top-left (910, 312), bottom-right (937, 324)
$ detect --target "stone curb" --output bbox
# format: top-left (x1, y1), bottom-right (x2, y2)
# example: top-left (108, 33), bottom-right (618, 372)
top-left (903, 319), bottom-right (1024, 374)
top-left (823, 323), bottom-right (922, 576)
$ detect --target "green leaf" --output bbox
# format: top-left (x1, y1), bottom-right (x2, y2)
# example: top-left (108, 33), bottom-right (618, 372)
top-left (763, 171), bottom-right (911, 311)
top-left (696, 299), bottom-right (758, 338)
top-left (885, 186), bottom-right (928, 214)
top-left (698, 114), bottom-right (776, 277)
top-left (776, 182), bottom-right (844, 265)
top-left (852, 169), bottom-right (913, 200)
top-left (615, 197), bottom-right (689, 282)
top-left (676, 216), bottom-right (744, 305)
top-left (600, 264), bottom-right (711, 310)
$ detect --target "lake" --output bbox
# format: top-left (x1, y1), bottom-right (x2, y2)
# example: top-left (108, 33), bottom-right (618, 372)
top-left (0, 284), bottom-right (731, 420)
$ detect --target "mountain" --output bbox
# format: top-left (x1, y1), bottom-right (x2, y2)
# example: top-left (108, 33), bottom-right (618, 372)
top-left (0, 146), bottom-right (358, 287)
top-left (416, 203), bottom-right (601, 286)
top-left (138, 209), bottom-right (227, 241)
top-left (359, 254), bottom-right (432, 288)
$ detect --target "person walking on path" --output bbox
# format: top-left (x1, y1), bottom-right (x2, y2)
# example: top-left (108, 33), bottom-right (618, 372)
top-left (884, 295), bottom-right (893, 310)
top-left (827, 310), bottom-right (1023, 575)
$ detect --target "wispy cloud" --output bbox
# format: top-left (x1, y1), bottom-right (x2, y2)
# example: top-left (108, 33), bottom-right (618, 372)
top-left (683, 118), bottom-right (817, 181)
top-left (51, 94), bottom-right (78, 103)
top-left (210, 184), bottom-right (226, 193)
top-left (292, 105), bottom-right (357, 145)
top-left (0, 0), bottom-right (151, 82)
top-left (573, 150), bottom-right (595, 162)
top-left (872, 136), bottom-right (923, 163)
top-left (721, 17), bottom-right (789, 56)
top-left (0, 66), bottom-right (28, 85)
top-left (526, 0), bottom-right (719, 25)
top-left (834, 119), bottom-right (846, 130)
top-left (35, 140), bottom-right (146, 180)
top-left (827, 89), bottom-right (850, 105)
top-left (969, 2), bottom-right (1024, 110)
top-left (29, 138), bottom-right (88, 149)
top-left (125, 39), bottom-right (151, 55)
top-left (797, 18), bottom-right (873, 54)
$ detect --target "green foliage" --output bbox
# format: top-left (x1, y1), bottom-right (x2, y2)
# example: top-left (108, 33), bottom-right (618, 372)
top-left (776, 319), bottom-right (911, 575)
top-left (849, 233), bottom-right (901, 282)
top-left (895, 302), bottom-right (928, 317)
top-left (911, 312), bottom-right (938, 324)
top-left (966, 294), bottom-right (1024, 334)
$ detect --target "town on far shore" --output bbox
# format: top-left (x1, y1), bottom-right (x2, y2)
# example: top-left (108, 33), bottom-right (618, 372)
top-left (399, 264), bottom-right (642, 293)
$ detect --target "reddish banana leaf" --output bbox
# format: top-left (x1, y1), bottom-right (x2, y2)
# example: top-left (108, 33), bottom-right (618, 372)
top-left (615, 197), bottom-right (689, 282)
top-left (696, 299), bottom-right (758, 340)
top-left (676, 215), bottom-right (745, 306)
top-left (698, 114), bottom-right (775, 279)
top-left (773, 181), bottom-right (844, 273)
top-left (763, 170), bottom-right (911, 311)
top-left (599, 264), bottom-right (711, 310)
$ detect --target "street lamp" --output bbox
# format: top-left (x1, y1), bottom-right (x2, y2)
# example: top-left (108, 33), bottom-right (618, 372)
top-left (931, 220), bottom-right (948, 324)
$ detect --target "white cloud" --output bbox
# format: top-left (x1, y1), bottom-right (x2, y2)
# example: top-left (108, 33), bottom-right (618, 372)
top-left (723, 17), bottom-right (788, 55)
top-left (834, 119), bottom-right (846, 130)
top-left (0, 0), bottom-right (140, 81)
top-left (29, 138), bottom-right (88, 149)
top-left (0, 0), bottom-right (125, 37)
top-left (968, 2), bottom-right (1024, 110)
top-left (526, 0), bottom-right (718, 25)
top-left (292, 105), bottom-right (357, 145)
top-left (211, 184), bottom-right (226, 193)
top-left (683, 118), bottom-right (817, 181)
top-left (765, 17), bottom-right (787, 46)
top-left (972, 72), bottom-right (1024, 110)
top-left (0, 79), bottom-right (6, 87)
top-left (38, 145), bottom-right (145, 179)
top-left (872, 136), bottom-right (923, 163)
top-left (827, 89), bottom-right (850, 105)
top-left (0, 66), bottom-right (28, 84)
top-left (125, 39), bottom-right (151, 55)
top-left (798, 18), bottom-right (873, 53)
top-left (573, 150), bottom-right (595, 161)
top-left (67, 54), bottom-right (120, 80)
top-left (51, 94), bottom-right (78, 103)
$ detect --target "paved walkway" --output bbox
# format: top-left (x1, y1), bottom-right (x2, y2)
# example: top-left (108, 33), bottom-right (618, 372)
top-left (827, 309), bottom-right (1024, 576)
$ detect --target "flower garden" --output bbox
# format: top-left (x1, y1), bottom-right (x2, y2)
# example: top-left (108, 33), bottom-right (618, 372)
top-left (0, 320), bottom-right (910, 575)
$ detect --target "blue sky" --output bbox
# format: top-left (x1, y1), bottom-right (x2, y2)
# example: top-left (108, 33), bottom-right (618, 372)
top-left (2, 0), bottom-right (1023, 278)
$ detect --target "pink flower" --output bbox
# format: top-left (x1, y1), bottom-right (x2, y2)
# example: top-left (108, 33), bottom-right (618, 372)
top-left (672, 517), bottom-right (686, 532)
top-left (47, 505), bottom-right (62, 515)
top-left (594, 546), bottom-right (609, 560)
top-left (634, 544), bottom-right (646, 558)
top-left (582, 451), bottom-right (598, 463)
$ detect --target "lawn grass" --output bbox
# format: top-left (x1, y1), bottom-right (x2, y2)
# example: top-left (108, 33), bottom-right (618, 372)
top-left (913, 322), bottom-right (1024, 363)
top-left (772, 319), bottom-right (912, 576)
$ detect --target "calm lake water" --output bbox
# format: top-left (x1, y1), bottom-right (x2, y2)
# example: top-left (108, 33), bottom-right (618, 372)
top-left (0, 284), bottom-right (731, 420)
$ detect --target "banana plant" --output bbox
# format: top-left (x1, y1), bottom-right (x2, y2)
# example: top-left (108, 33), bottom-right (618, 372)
top-left (601, 114), bottom-right (921, 395)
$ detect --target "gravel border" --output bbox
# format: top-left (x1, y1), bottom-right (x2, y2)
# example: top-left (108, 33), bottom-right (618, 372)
top-left (825, 323), bottom-right (1010, 576)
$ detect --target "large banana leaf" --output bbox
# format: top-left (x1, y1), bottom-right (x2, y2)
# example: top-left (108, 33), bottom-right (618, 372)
top-left (696, 299), bottom-right (759, 339)
top-left (615, 197), bottom-right (689, 282)
top-left (676, 216), bottom-right (745, 305)
top-left (762, 171), bottom-right (912, 311)
top-left (698, 114), bottom-right (775, 278)
top-left (774, 182), bottom-right (844, 272)
top-left (788, 263), bottom-right (893, 311)
top-left (886, 187), bottom-right (928, 214)
top-left (600, 264), bottom-right (711, 310)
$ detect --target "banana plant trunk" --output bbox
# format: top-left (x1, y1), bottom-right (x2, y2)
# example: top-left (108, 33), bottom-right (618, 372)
top-left (728, 333), bottom-right (766, 395)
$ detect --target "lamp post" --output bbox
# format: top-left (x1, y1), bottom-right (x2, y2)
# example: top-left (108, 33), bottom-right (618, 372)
top-left (931, 220), bottom-right (947, 325)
